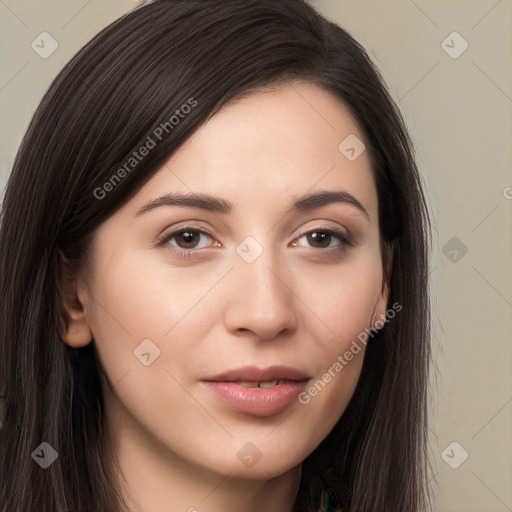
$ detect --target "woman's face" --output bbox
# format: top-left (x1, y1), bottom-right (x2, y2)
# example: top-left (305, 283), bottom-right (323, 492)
top-left (72, 83), bottom-right (388, 482)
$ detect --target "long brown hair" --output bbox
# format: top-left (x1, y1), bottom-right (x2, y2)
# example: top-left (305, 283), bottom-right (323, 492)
top-left (0, 1), bottom-right (431, 510)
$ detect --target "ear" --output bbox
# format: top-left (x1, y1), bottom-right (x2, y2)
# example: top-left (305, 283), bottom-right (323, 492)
top-left (370, 242), bottom-right (394, 330)
top-left (370, 280), bottom-right (390, 330)
top-left (58, 251), bottom-right (92, 348)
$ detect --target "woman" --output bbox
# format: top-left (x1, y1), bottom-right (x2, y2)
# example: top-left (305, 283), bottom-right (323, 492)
top-left (0, 1), bottom-right (432, 511)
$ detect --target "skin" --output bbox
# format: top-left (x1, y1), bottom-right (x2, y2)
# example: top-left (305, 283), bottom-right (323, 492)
top-left (61, 82), bottom-right (389, 512)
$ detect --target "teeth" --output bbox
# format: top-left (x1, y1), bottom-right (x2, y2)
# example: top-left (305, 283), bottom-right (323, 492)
top-left (259, 380), bottom-right (279, 389)
top-left (234, 379), bottom-right (289, 388)
top-left (236, 381), bottom-right (260, 388)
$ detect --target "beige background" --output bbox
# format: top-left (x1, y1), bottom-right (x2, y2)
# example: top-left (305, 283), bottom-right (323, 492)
top-left (1, 1), bottom-right (511, 511)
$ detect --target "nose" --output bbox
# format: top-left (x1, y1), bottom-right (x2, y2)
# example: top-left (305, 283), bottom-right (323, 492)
top-left (223, 253), bottom-right (298, 341)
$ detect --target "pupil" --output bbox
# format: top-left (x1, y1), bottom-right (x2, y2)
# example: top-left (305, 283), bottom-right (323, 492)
top-left (179, 231), bottom-right (198, 248)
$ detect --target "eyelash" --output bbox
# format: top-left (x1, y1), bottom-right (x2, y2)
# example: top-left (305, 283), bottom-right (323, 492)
top-left (157, 226), bottom-right (354, 259)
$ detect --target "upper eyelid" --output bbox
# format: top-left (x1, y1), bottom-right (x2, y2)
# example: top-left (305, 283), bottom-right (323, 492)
top-left (160, 218), bottom-right (352, 237)
top-left (158, 226), bottom-right (216, 244)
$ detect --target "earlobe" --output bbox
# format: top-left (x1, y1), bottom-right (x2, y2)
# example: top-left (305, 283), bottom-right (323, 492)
top-left (63, 316), bottom-right (93, 348)
top-left (58, 251), bottom-right (92, 348)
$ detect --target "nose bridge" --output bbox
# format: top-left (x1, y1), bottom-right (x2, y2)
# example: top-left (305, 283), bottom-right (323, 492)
top-left (236, 239), bottom-right (289, 307)
top-left (224, 235), bottom-right (297, 338)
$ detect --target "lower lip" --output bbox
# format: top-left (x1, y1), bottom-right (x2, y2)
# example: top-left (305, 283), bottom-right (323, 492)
top-left (202, 381), bottom-right (308, 417)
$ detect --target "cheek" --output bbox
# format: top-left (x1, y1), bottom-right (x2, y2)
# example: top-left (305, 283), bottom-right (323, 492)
top-left (83, 252), bottom-right (220, 436)
top-left (304, 250), bottom-right (383, 348)
top-left (293, 252), bottom-right (383, 415)
top-left (84, 249), bottom-right (222, 383)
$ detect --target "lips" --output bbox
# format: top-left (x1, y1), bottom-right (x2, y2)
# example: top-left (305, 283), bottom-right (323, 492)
top-left (202, 365), bottom-right (310, 417)
top-left (204, 365), bottom-right (310, 384)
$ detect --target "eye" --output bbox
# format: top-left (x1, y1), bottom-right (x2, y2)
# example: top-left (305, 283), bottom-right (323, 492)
top-left (159, 227), bottom-right (217, 254)
top-left (295, 228), bottom-right (354, 250)
top-left (156, 225), bottom-right (354, 258)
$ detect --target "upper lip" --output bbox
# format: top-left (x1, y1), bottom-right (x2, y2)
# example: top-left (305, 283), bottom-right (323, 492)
top-left (203, 365), bottom-right (310, 382)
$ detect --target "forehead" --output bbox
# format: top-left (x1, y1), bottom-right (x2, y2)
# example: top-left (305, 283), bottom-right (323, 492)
top-left (127, 83), bottom-right (377, 220)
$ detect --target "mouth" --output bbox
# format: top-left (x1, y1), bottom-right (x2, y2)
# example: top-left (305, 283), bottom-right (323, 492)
top-left (229, 379), bottom-right (297, 389)
top-left (203, 365), bottom-right (310, 384)
top-left (202, 365), bottom-right (310, 417)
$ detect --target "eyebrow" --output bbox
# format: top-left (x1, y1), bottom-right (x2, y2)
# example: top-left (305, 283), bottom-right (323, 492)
top-left (136, 192), bottom-right (231, 216)
top-left (136, 190), bottom-right (370, 220)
